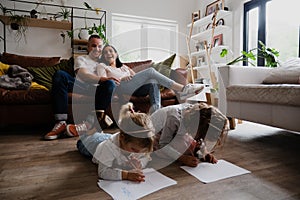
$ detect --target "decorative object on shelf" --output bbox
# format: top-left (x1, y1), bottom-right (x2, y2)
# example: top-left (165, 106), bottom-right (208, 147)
top-left (212, 34), bottom-right (223, 47)
top-left (220, 40), bottom-right (280, 67)
top-left (55, 7), bottom-right (71, 21)
top-left (216, 18), bottom-right (224, 26)
top-left (195, 41), bottom-right (201, 51)
top-left (64, 2), bottom-right (107, 43)
top-left (197, 56), bottom-right (205, 66)
top-left (205, 0), bottom-right (224, 16)
top-left (8, 14), bottom-right (29, 42)
top-left (206, 18), bottom-right (225, 30)
top-left (39, 6), bottom-right (48, 20)
top-left (30, 0), bottom-right (53, 19)
top-left (192, 10), bottom-right (201, 22)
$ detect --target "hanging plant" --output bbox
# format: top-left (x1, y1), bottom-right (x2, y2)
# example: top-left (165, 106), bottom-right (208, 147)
top-left (55, 7), bottom-right (71, 21)
top-left (8, 14), bottom-right (29, 43)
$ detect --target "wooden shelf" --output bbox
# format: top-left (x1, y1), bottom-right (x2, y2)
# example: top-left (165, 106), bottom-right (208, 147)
top-left (0, 15), bottom-right (71, 30)
top-left (73, 39), bottom-right (88, 45)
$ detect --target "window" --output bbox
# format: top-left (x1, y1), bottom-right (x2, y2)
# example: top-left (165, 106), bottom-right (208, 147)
top-left (112, 14), bottom-right (178, 63)
top-left (244, 0), bottom-right (300, 66)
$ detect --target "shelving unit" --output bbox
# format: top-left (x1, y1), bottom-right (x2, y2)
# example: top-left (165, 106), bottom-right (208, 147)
top-left (72, 39), bottom-right (88, 58)
top-left (0, 0), bottom-right (106, 56)
top-left (187, 9), bottom-right (232, 82)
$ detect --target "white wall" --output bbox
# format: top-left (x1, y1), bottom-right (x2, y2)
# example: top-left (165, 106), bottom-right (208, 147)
top-left (1, 0), bottom-right (199, 59)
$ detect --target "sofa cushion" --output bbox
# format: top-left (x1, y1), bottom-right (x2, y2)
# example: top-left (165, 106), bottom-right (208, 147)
top-left (27, 57), bottom-right (74, 90)
top-left (152, 53), bottom-right (176, 77)
top-left (227, 84), bottom-right (300, 106)
top-left (263, 65), bottom-right (300, 84)
top-left (124, 60), bottom-right (153, 73)
top-left (0, 52), bottom-right (61, 68)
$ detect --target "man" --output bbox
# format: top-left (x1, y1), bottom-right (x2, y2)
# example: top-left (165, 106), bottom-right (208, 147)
top-left (44, 35), bottom-right (119, 140)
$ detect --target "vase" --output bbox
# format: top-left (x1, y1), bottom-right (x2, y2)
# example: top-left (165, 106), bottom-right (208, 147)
top-left (78, 29), bottom-right (89, 40)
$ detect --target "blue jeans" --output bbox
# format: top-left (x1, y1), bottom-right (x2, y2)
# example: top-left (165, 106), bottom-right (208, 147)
top-left (77, 132), bottom-right (112, 159)
top-left (51, 70), bottom-right (116, 121)
top-left (116, 68), bottom-right (175, 113)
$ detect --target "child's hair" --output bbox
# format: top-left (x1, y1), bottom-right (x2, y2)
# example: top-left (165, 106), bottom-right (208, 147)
top-left (183, 102), bottom-right (228, 152)
top-left (118, 103), bottom-right (155, 152)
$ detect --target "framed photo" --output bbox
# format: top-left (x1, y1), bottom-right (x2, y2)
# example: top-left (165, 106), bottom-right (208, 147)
top-left (212, 34), bottom-right (223, 47)
top-left (205, 0), bottom-right (224, 16)
top-left (197, 56), bottom-right (205, 66)
top-left (192, 10), bottom-right (201, 22)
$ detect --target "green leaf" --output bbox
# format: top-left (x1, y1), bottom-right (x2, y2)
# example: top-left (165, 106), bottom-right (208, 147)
top-left (84, 2), bottom-right (92, 10)
top-left (220, 49), bottom-right (228, 57)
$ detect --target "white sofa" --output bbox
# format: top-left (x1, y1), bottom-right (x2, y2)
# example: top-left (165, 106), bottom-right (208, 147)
top-left (217, 65), bottom-right (300, 133)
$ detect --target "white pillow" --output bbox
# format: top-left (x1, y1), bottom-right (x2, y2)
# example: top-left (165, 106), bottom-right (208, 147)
top-left (263, 65), bottom-right (300, 84)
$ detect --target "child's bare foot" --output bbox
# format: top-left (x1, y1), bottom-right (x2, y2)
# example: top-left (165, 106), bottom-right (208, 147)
top-left (178, 155), bottom-right (199, 167)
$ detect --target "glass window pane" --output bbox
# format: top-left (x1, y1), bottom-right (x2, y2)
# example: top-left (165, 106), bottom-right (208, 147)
top-left (112, 14), bottom-right (178, 63)
top-left (248, 7), bottom-right (259, 56)
top-left (266, 0), bottom-right (300, 62)
top-left (112, 20), bottom-right (142, 61)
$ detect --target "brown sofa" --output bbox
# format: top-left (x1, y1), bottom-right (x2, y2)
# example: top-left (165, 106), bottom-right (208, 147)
top-left (0, 52), bottom-right (187, 129)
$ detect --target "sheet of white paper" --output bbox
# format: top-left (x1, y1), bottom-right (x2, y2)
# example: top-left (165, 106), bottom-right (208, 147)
top-left (181, 159), bottom-right (250, 183)
top-left (98, 168), bottom-right (177, 200)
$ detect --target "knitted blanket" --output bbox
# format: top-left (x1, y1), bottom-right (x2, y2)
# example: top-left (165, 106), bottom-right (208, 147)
top-left (0, 65), bottom-right (34, 90)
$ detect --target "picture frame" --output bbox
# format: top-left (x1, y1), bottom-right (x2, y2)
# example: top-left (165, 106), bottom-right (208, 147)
top-left (205, 0), bottom-right (224, 16)
top-left (197, 56), bottom-right (205, 66)
top-left (212, 34), bottom-right (223, 47)
top-left (192, 10), bottom-right (201, 22)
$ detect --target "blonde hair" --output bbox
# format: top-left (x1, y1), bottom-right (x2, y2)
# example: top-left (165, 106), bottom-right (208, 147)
top-left (118, 103), bottom-right (155, 152)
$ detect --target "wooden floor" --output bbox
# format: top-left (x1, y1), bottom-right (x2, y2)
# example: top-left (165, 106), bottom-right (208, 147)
top-left (1, 122), bottom-right (300, 200)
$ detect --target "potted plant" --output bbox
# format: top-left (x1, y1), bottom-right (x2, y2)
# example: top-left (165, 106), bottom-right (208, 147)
top-left (78, 2), bottom-right (102, 40)
top-left (61, 2), bottom-right (107, 42)
top-left (8, 14), bottom-right (28, 42)
top-left (220, 41), bottom-right (280, 67)
top-left (55, 7), bottom-right (71, 22)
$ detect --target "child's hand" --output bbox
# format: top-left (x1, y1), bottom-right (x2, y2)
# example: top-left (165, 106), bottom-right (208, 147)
top-left (127, 156), bottom-right (142, 170)
top-left (127, 169), bottom-right (145, 182)
top-left (200, 153), bottom-right (218, 164)
top-left (178, 155), bottom-right (199, 167)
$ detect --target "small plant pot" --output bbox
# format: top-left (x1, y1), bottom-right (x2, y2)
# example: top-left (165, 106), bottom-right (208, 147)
top-left (30, 9), bottom-right (38, 18)
top-left (10, 23), bottom-right (19, 30)
top-left (78, 29), bottom-right (90, 40)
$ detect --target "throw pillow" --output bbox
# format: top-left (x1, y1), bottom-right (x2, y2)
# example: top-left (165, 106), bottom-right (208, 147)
top-left (30, 82), bottom-right (49, 91)
top-left (0, 62), bottom-right (9, 76)
top-left (151, 53), bottom-right (176, 77)
top-left (0, 52), bottom-right (61, 68)
top-left (263, 65), bottom-right (300, 84)
top-left (27, 57), bottom-right (74, 90)
top-left (124, 60), bottom-right (153, 73)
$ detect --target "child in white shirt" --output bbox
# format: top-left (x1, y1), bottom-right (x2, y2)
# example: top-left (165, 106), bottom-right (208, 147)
top-left (77, 103), bottom-right (155, 182)
top-left (151, 102), bottom-right (228, 167)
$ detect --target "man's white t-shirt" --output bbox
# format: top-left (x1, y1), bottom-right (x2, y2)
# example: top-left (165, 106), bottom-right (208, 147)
top-left (74, 54), bottom-right (100, 82)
